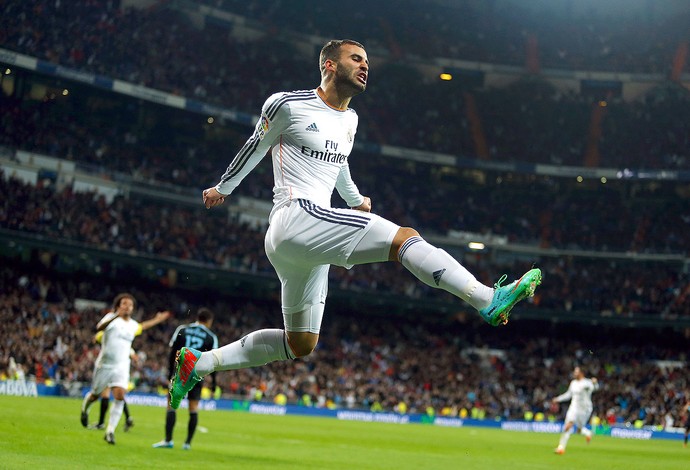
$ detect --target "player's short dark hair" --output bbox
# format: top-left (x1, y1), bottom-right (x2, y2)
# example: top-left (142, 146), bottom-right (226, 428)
top-left (319, 39), bottom-right (365, 74)
top-left (197, 307), bottom-right (214, 323)
top-left (113, 292), bottom-right (136, 310)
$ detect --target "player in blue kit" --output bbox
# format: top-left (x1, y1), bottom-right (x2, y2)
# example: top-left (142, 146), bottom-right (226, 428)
top-left (153, 308), bottom-right (218, 450)
top-left (170, 39), bottom-right (541, 408)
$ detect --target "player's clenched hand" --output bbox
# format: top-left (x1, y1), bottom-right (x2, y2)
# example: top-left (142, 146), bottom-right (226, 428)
top-left (203, 187), bottom-right (226, 209)
top-left (352, 196), bottom-right (371, 212)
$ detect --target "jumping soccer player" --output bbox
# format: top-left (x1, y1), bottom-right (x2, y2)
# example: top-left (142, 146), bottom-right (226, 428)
top-left (170, 39), bottom-right (542, 409)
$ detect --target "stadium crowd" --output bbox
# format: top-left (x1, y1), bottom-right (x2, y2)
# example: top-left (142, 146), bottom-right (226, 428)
top-left (5, 0), bottom-right (688, 76)
top-left (196, 0), bottom-right (689, 74)
top-left (0, 265), bottom-right (687, 429)
top-left (1, 170), bottom-right (688, 320)
top-left (1, 96), bottom-right (689, 256)
top-left (2, 0), bottom-right (689, 170)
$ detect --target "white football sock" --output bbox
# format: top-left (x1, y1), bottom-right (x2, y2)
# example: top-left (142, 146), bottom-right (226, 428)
top-left (581, 427), bottom-right (592, 438)
top-left (558, 430), bottom-right (571, 449)
top-left (398, 236), bottom-right (493, 310)
top-left (106, 399), bottom-right (124, 434)
top-left (81, 391), bottom-right (94, 412)
top-left (195, 329), bottom-right (294, 376)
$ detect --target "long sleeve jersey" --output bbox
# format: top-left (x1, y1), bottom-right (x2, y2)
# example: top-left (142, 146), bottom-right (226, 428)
top-left (94, 313), bottom-right (141, 369)
top-left (554, 378), bottom-right (599, 411)
top-left (215, 89), bottom-right (365, 221)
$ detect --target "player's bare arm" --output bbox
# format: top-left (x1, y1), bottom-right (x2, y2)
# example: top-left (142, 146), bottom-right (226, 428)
top-left (141, 310), bottom-right (172, 331)
top-left (202, 187), bottom-right (226, 209)
top-left (96, 312), bottom-right (119, 331)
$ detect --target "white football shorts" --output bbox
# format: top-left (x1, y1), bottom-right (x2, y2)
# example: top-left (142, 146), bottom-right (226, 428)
top-left (90, 364), bottom-right (130, 394)
top-left (265, 199), bottom-right (399, 333)
top-left (565, 406), bottom-right (593, 430)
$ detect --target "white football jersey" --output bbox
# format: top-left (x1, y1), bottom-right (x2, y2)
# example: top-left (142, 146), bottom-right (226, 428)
top-left (216, 89), bottom-right (364, 221)
top-left (555, 378), bottom-right (599, 411)
top-left (95, 314), bottom-right (142, 368)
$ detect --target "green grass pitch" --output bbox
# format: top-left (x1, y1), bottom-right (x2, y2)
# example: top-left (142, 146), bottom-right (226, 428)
top-left (0, 395), bottom-right (686, 469)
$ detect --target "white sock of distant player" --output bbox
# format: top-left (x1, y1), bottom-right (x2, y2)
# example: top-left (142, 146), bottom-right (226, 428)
top-left (194, 329), bottom-right (295, 376)
top-left (106, 399), bottom-right (124, 434)
top-left (398, 236), bottom-right (494, 310)
top-left (558, 429), bottom-right (571, 449)
top-left (81, 391), bottom-right (94, 412)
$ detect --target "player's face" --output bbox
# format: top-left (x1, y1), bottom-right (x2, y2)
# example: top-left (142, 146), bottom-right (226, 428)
top-left (334, 44), bottom-right (369, 95)
top-left (573, 367), bottom-right (583, 379)
top-left (116, 298), bottom-right (135, 317)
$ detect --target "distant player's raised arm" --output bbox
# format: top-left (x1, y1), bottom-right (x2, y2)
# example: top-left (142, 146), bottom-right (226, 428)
top-left (553, 381), bottom-right (574, 403)
top-left (140, 310), bottom-right (171, 331)
top-left (96, 312), bottom-right (118, 331)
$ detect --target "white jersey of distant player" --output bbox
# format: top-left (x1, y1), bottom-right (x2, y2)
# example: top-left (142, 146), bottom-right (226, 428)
top-left (95, 313), bottom-right (142, 369)
top-left (215, 89), bottom-right (364, 220)
top-left (556, 378), bottom-right (598, 413)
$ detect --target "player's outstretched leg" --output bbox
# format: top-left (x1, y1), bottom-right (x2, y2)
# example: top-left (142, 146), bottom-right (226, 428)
top-left (169, 347), bottom-right (202, 410)
top-left (478, 268), bottom-right (542, 326)
top-left (396, 235), bottom-right (541, 326)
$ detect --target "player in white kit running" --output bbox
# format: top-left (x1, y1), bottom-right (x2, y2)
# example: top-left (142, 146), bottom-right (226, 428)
top-left (552, 366), bottom-right (599, 454)
top-left (80, 293), bottom-right (170, 444)
top-left (170, 39), bottom-right (542, 409)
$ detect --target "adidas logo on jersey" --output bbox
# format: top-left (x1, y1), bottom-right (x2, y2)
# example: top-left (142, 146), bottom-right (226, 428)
top-left (305, 122), bottom-right (319, 132)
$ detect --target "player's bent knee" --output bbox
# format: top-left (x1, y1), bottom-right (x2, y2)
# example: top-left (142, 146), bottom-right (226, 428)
top-left (286, 331), bottom-right (319, 358)
top-left (292, 345), bottom-right (315, 358)
top-left (389, 227), bottom-right (420, 261)
top-left (291, 340), bottom-right (317, 358)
